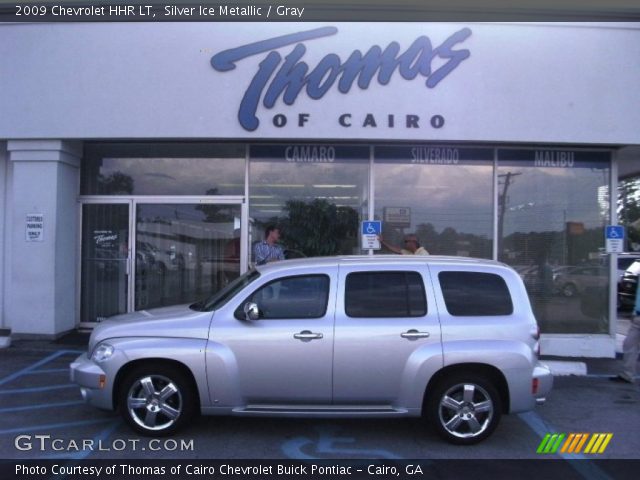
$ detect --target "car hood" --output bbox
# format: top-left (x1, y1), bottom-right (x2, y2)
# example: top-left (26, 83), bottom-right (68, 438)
top-left (88, 304), bottom-right (213, 353)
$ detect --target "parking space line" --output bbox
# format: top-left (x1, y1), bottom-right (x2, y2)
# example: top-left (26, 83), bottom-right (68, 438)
top-left (0, 400), bottom-right (85, 413)
top-left (0, 419), bottom-right (113, 436)
top-left (23, 368), bottom-right (70, 375)
top-left (0, 349), bottom-right (82, 387)
top-left (0, 384), bottom-right (76, 394)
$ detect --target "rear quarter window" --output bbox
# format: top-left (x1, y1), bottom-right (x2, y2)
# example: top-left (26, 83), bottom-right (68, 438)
top-left (438, 271), bottom-right (513, 316)
top-left (345, 271), bottom-right (427, 318)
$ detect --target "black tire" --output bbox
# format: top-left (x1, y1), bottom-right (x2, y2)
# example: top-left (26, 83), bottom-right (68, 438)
top-left (426, 374), bottom-right (502, 445)
top-left (119, 364), bottom-right (196, 436)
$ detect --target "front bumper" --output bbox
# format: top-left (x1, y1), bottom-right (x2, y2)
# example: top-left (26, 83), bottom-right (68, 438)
top-left (532, 361), bottom-right (553, 405)
top-left (69, 353), bottom-right (113, 410)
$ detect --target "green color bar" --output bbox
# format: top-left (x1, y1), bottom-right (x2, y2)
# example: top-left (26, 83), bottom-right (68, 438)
top-left (537, 434), bottom-right (552, 454)
top-left (551, 434), bottom-right (566, 454)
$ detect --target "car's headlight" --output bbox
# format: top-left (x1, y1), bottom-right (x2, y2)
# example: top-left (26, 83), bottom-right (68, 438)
top-left (91, 343), bottom-right (114, 362)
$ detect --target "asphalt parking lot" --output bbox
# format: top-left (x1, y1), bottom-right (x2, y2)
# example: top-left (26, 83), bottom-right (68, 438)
top-left (0, 339), bottom-right (638, 468)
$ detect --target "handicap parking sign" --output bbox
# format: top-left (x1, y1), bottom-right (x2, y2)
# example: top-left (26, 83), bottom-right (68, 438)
top-left (605, 225), bottom-right (624, 253)
top-left (606, 226), bottom-right (624, 239)
top-left (361, 221), bottom-right (381, 250)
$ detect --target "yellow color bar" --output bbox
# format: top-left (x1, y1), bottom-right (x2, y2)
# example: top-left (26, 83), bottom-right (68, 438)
top-left (597, 434), bottom-right (613, 454)
top-left (585, 433), bottom-right (612, 454)
top-left (584, 434), bottom-right (599, 454)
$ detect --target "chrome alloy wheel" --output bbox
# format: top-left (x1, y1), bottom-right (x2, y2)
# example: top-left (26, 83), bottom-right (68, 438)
top-left (438, 383), bottom-right (494, 439)
top-left (127, 374), bottom-right (183, 431)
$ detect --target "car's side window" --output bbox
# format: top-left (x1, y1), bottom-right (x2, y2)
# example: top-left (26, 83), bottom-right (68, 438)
top-left (237, 274), bottom-right (330, 320)
top-left (345, 271), bottom-right (427, 318)
top-left (438, 271), bottom-right (513, 316)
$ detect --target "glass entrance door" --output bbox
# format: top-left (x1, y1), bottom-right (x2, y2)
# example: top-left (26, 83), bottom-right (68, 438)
top-left (80, 203), bottom-right (131, 323)
top-left (134, 202), bottom-right (243, 311)
top-left (80, 198), bottom-right (245, 325)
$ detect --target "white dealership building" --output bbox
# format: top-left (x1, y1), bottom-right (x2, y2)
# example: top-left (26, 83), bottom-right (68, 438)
top-left (0, 21), bottom-right (639, 356)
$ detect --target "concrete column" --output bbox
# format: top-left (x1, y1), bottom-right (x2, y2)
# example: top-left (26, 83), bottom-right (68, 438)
top-left (7, 140), bottom-right (82, 337)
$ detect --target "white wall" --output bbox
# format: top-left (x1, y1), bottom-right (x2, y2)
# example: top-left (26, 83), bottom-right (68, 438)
top-left (0, 22), bottom-right (639, 144)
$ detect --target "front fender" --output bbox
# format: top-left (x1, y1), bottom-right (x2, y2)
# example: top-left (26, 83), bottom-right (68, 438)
top-left (100, 337), bottom-right (209, 409)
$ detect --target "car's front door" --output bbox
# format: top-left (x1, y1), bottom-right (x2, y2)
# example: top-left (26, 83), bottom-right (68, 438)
top-left (215, 271), bottom-right (336, 405)
top-left (333, 266), bottom-right (442, 406)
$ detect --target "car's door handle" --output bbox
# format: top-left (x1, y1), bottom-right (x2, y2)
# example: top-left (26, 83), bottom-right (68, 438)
top-left (293, 330), bottom-right (323, 341)
top-left (400, 329), bottom-right (430, 340)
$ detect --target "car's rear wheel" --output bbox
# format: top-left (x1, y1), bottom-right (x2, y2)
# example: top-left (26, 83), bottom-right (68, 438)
top-left (427, 374), bottom-right (502, 445)
top-left (119, 364), bottom-right (195, 436)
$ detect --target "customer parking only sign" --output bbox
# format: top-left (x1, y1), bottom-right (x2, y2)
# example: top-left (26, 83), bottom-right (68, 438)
top-left (361, 221), bottom-right (381, 250)
top-left (25, 213), bottom-right (44, 242)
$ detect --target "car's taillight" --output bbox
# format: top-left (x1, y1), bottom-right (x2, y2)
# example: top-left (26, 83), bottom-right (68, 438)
top-left (532, 378), bottom-right (539, 395)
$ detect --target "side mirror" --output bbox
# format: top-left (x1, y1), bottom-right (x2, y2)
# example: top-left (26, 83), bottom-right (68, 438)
top-left (243, 302), bottom-right (260, 321)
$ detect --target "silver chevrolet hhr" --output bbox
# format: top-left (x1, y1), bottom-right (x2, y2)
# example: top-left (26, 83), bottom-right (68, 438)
top-left (70, 256), bottom-right (552, 445)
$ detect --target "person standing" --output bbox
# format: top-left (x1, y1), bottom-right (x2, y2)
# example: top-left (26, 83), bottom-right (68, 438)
top-left (253, 225), bottom-right (285, 266)
top-left (379, 233), bottom-right (429, 255)
top-left (612, 280), bottom-right (640, 384)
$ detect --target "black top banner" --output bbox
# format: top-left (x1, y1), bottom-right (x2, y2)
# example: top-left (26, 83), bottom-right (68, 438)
top-left (2, 1), bottom-right (640, 22)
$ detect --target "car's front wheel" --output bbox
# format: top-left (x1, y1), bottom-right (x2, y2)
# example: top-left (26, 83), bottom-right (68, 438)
top-left (427, 374), bottom-right (502, 445)
top-left (119, 364), bottom-right (196, 436)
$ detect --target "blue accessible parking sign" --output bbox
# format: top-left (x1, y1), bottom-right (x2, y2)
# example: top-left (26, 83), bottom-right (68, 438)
top-left (605, 225), bottom-right (624, 253)
top-left (361, 221), bottom-right (382, 250)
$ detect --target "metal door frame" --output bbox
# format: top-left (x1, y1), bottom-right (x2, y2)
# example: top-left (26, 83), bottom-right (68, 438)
top-left (78, 195), bottom-right (246, 327)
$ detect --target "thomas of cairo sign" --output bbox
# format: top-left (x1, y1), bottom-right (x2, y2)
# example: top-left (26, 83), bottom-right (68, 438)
top-left (211, 26), bottom-right (472, 131)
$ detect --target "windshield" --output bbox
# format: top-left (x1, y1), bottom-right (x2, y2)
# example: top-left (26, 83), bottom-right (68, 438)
top-left (627, 260), bottom-right (640, 276)
top-left (190, 270), bottom-right (260, 312)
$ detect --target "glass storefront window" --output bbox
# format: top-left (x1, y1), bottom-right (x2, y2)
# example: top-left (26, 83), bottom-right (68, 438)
top-left (374, 146), bottom-right (494, 258)
top-left (135, 203), bottom-right (242, 310)
top-left (497, 149), bottom-right (611, 334)
top-left (81, 143), bottom-right (245, 196)
top-left (249, 145), bottom-right (369, 260)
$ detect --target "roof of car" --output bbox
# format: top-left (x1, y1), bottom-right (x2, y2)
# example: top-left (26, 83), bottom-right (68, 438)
top-left (255, 255), bottom-right (508, 273)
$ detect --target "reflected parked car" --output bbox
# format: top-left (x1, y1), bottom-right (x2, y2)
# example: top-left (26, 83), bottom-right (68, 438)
top-left (553, 266), bottom-right (608, 298)
top-left (137, 241), bottom-right (184, 274)
top-left (615, 253), bottom-right (640, 284)
top-left (618, 260), bottom-right (640, 310)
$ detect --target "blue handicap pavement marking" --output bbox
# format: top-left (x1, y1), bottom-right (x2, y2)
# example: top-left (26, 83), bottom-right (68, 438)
top-left (0, 349), bottom-right (100, 441)
top-left (282, 424), bottom-right (404, 459)
top-left (0, 349), bottom-right (83, 387)
top-left (605, 225), bottom-right (624, 239)
top-left (362, 221), bottom-right (382, 236)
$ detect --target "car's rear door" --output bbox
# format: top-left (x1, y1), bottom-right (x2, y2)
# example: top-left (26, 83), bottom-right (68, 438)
top-left (332, 263), bottom-right (442, 407)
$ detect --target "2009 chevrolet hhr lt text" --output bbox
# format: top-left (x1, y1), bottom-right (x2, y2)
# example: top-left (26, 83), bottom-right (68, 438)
top-left (70, 255), bottom-right (552, 444)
